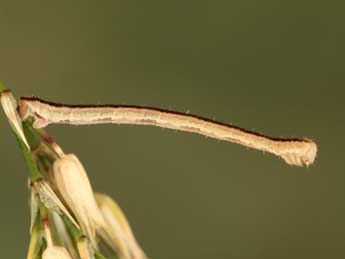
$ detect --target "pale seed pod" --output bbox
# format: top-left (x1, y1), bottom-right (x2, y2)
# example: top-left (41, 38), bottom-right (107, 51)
top-left (96, 193), bottom-right (147, 259)
top-left (42, 246), bottom-right (72, 259)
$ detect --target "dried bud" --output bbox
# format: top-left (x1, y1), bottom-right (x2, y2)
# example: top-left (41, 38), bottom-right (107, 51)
top-left (32, 179), bottom-right (78, 228)
top-left (53, 154), bottom-right (105, 244)
top-left (96, 193), bottom-right (147, 259)
top-left (42, 246), bottom-right (72, 259)
top-left (0, 90), bottom-right (30, 149)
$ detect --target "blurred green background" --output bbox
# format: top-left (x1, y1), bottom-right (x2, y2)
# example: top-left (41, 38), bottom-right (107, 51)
top-left (0, 1), bottom-right (344, 258)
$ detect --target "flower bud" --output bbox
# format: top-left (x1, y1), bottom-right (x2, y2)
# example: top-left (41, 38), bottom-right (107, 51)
top-left (42, 246), bottom-right (72, 259)
top-left (53, 154), bottom-right (106, 247)
top-left (96, 193), bottom-right (147, 259)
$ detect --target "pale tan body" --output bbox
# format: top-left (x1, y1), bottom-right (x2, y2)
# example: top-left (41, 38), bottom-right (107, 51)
top-left (18, 98), bottom-right (317, 167)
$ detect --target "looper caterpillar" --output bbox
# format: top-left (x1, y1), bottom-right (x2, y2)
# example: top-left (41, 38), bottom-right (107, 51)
top-left (18, 97), bottom-right (317, 167)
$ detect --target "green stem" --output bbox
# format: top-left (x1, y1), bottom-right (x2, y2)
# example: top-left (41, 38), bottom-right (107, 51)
top-left (15, 134), bottom-right (42, 182)
top-left (22, 120), bottom-right (43, 151)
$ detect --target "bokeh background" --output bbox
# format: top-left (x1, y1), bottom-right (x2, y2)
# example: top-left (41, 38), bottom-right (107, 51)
top-left (0, 1), bottom-right (344, 258)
